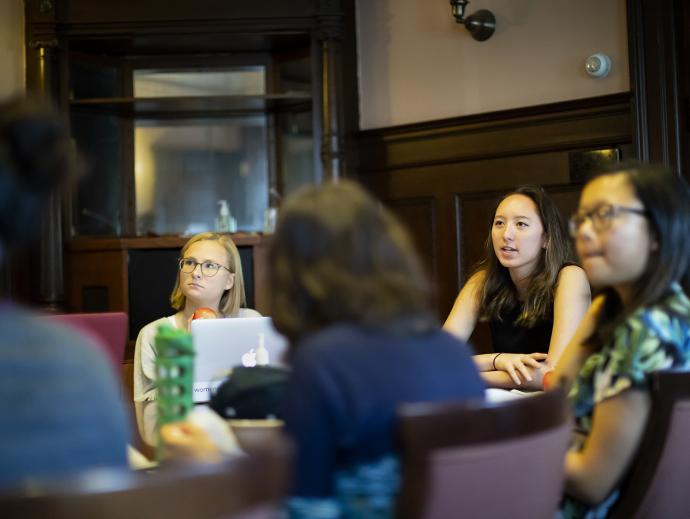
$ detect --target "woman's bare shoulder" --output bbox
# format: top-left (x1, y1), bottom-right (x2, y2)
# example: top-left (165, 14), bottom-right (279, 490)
top-left (466, 269), bottom-right (487, 288)
top-left (556, 264), bottom-right (589, 286)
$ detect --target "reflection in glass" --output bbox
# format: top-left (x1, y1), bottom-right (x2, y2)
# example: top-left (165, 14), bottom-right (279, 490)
top-left (135, 117), bottom-right (268, 235)
top-left (133, 68), bottom-right (266, 98)
top-left (279, 110), bottom-right (315, 196)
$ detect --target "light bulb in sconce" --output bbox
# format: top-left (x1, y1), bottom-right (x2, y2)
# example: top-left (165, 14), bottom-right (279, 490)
top-left (585, 53), bottom-right (612, 78)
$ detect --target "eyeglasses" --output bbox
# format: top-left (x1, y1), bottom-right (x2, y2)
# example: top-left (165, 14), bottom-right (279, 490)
top-left (178, 258), bottom-right (231, 277)
top-left (569, 204), bottom-right (647, 237)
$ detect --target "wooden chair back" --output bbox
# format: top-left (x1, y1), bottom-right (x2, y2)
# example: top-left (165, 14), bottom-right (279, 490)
top-left (0, 440), bottom-right (291, 519)
top-left (609, 369), bottom-right (690, 519)
top-left (396, 388), bottom-right (570, 519)
top-left (44, 312), bottom-right (128, 373)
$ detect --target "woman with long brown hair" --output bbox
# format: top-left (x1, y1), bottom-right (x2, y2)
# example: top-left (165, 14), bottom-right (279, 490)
top-left (444, 186), bottom-right (591, 389)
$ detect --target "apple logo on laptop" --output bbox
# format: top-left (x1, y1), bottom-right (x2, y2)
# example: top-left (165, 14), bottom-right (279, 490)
top-left (241, 348), bottom-right (257, 367)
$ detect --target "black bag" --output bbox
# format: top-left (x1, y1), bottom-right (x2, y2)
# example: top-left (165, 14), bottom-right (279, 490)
top-left (209, 366), bottom-right (290, 420)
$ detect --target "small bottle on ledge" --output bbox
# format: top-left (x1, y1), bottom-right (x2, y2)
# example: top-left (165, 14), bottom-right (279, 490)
top-left (216, 200), bottom-right (237, 233)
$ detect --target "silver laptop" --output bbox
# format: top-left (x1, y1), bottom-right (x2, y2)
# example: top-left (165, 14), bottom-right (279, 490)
top-left (190, 316), bottom-right (289, 403)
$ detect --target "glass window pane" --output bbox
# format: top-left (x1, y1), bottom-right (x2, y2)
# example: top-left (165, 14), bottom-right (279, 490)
top-left (133, 67), bottom-right (266, 98)
top-left (71, 113), bottom-right (122, 236)
top-left (135, 117), bottom-right (268, 235)
top-left (279, 111), bottom-right (315, 196)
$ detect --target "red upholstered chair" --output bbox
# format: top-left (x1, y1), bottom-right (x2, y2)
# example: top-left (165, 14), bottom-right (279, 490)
top-left (396, 388), bottom-right (570, 519)
top-left (609, 369), bottom-right (690, 519)
top-left (0, 439), bottom-right (291, 519)
top-left (44, 312), bottom-right (128, 373)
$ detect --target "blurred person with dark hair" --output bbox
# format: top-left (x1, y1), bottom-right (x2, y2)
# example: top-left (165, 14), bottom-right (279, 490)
top-left (270, 181), bottom-right (483, 518)
top-left (0, 97), bottom-right (128, 487)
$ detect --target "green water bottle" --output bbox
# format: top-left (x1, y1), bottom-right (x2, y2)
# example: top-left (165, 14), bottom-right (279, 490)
top-left (155, 323), bottom-right (195, 433)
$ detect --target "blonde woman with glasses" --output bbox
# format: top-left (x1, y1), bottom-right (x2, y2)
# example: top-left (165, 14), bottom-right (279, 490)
top-left (133, 232), bottom-right (260, 402)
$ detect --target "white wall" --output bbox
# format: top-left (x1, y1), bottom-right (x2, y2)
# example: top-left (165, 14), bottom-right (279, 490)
top-left (0, 0), bottom-right (24, 99)
top-left (357, 0), bottom-right (629, 129)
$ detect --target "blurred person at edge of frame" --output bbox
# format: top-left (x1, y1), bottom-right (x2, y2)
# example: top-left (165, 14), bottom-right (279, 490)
top-left (556, 162), bottom-right (690, 518)
top-left (0, 96), bottom-right (129, 488)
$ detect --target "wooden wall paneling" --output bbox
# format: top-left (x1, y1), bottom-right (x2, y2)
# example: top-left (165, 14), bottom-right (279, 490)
top-left (357, 95), bottom-right (632, 173)
top-left (48, 0), bottom-right (317, 24)
top-left (251, 239), bottom-right (271, 316)
top-left (385, 197), bottom-right (438, 312)
top-left (627, 0), bottom-right (688, 176)
top-left (65, 249), bottom-right (129, 314)
top-left (453, 191), bottom-right (495, 355)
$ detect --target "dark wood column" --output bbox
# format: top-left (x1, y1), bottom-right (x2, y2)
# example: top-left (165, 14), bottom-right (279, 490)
top-left (316, 7), bottom-right (346, 181)
top-left (26, 0), bottom-right (65, 310)
top-left (627, 0), bottom-right (690, 179)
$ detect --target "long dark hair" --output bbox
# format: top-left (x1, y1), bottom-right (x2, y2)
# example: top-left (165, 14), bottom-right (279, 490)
top-left (268, 180), bottom-right (435, 346)
top-left (586, 162), bottom-right (690, 349)
top-left (478, 185), bottom-right (575, 326)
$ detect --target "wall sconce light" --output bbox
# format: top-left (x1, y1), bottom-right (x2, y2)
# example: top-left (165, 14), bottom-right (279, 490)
top-left (449, 0), bottom-right (496, 41)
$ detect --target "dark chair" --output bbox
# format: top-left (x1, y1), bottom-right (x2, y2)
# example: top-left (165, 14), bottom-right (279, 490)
top-left (396, 388), bottom-right (570, 519)
top-left (44, 312), bottom-right (128, 373)
top-left (0, 440), bottom-right (291, 519)
top-left (609, 369), bottom-right (690, 519)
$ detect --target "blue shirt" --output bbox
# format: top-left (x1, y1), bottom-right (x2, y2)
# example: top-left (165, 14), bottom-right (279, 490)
top-left (284, 324), bottom-right (484, 518)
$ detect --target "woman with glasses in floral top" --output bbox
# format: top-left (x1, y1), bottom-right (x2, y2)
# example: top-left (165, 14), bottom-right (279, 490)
top-left (555, 162), bottom-right (690, 518)
top-left (133, 232), bottom-right (260, 401)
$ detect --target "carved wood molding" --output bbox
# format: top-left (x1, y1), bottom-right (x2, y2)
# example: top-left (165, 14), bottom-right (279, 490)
top-left (25, 0), bottom-right (348, 37)
top-left (357, 94), bottom-right (632, 175)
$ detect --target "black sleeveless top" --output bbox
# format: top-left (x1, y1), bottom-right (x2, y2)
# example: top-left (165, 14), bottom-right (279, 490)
top-left (487, 263), bottom-right (579, 354)
top-left (488, 305), bottom-right (552, 355)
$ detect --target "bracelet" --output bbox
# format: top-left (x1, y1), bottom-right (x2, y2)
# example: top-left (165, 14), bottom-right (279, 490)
top-left (492, 352), bottom-right (504, 371)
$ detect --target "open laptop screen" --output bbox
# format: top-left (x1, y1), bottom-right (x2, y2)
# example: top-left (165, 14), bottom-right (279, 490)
top-left (190, 317), bottom-right (288, 403)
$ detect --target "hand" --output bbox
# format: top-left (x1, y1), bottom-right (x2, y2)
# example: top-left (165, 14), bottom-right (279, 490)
top-left (493, 352), bottom-right (548, 386)
top-left (160, 421), bottom-right (224, 464)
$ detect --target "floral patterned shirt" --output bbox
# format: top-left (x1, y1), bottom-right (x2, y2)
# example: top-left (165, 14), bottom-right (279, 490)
top-left (560, 283), bottom-right (690, 519)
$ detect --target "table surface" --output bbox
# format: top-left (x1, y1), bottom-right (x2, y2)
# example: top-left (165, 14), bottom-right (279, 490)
top-left (127, 400), bottom-right (284, 466)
